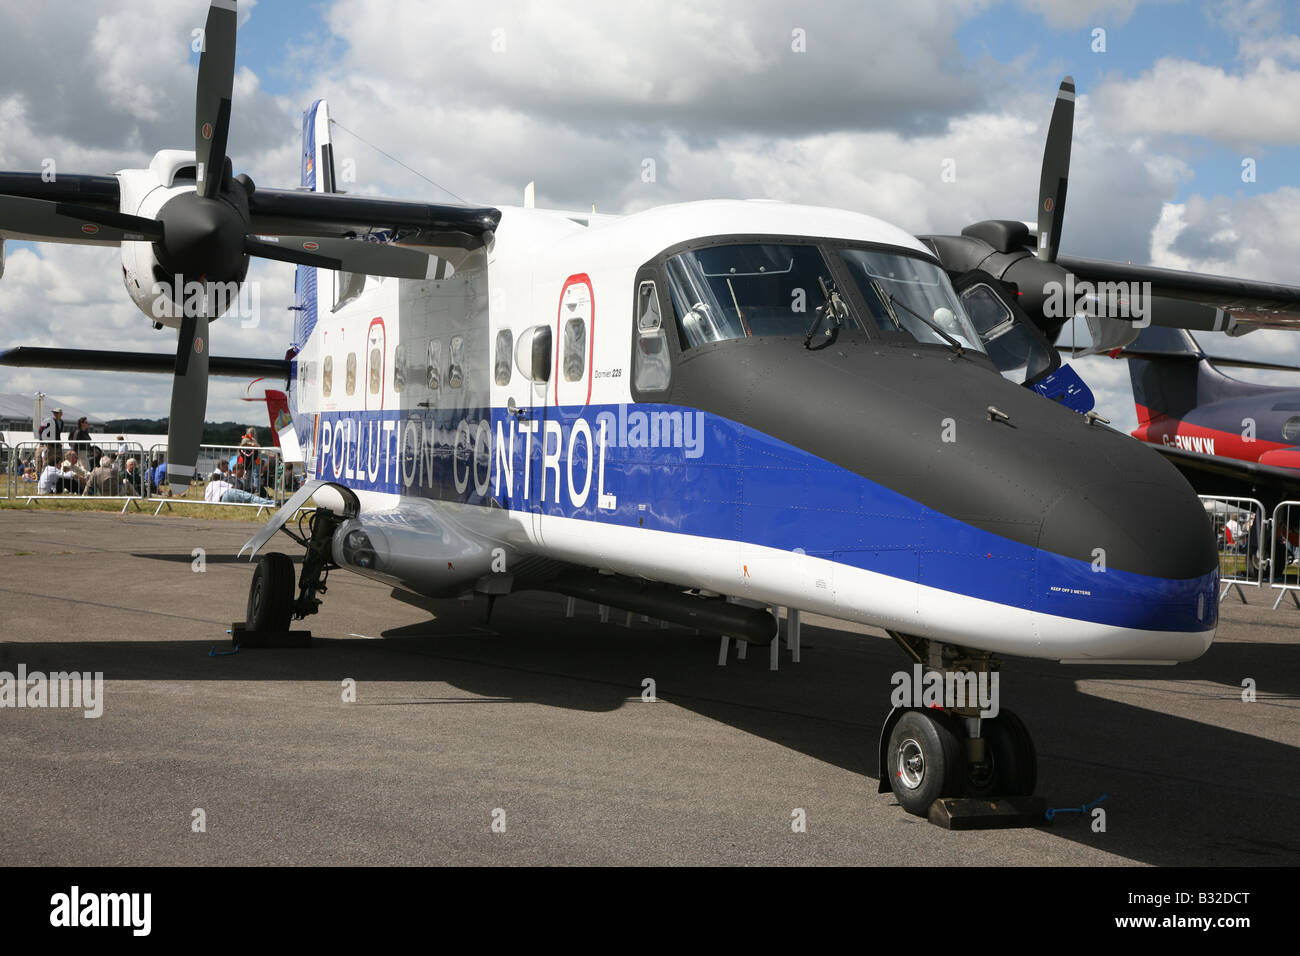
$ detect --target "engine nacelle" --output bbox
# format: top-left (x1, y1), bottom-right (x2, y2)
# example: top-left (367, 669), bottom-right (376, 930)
top-left (117, 151), bottom-right (249, 329)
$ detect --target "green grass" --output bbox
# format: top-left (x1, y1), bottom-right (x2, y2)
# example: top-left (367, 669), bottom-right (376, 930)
top-left (0, 495), bottom-right (284, 521)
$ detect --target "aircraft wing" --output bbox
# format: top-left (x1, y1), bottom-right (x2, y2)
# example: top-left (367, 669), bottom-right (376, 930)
top-left (246, 188), bottom-right (499, 247)
top-left (1056, 254), bottom-right (1300, 332)
top-left (1146, 441), bottom-right (1300, 502)
top-left (0, 346), bottom-right (289, 378)
top-left (0, 172), bottom-right (501, 248)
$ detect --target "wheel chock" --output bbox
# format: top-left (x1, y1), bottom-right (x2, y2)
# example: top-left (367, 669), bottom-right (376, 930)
top-left (230, 621), bottom-right (313, 649)
top-left (927, 796), bottom-right (1049, 830)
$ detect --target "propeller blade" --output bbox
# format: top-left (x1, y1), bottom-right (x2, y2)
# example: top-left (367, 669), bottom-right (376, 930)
top-left (194, 0), bottom-right (238, 199)
top-left (1036, 75), bottom-right (1074, 263)
top-left (0, 195), bottom-right (162, 243)
top-left (246, 235), bottom-right (431, 279)
top-left (165, 311), bottom-right (211, 491)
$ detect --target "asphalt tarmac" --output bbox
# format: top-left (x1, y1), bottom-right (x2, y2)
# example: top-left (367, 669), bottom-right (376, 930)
top-left (1, 510), bottom-right (1297, 866)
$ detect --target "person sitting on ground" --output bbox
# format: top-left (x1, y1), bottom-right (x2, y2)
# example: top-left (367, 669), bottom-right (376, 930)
top-left (37, 460), bottom-right (62, 494)
top-left (61, 451), bottom-right (88, 492)
top-left (152, 457), bottom-right (167, 492)
top-left (120, 457), bottom-right (143, 496)
top-left (84, 455), bottom-right (120, 496)
top-left (38, 457), bottom-right (79, 494)
top-left (276, 459), bottom-right (297, 497)
top-left (20, 464), bottom-right (38, 484)
top-left (231, 462), bottom-right (253, 493)
top-left (204, 470), bottom-right (275, 506)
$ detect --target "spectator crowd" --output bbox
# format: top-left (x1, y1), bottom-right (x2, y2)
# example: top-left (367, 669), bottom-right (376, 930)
top-left (14, 411), bottom-right (301, 504)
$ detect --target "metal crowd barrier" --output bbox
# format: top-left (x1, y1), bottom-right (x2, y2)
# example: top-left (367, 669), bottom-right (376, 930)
top-left (1268, 499), bottom-right (1300, 610)
top-left (9, 440), bottom-right (149, 513)
top-left (5, 439), bottom-right (309, 521)
top-left (0, 441), bottom-right (10, 499)
top-left (1199, 495), bottom-right (1267, 603)
top-left (146, 443), bottom-right (299, 517)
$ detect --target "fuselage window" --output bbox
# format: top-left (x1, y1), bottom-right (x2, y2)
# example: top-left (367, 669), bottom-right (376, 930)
top-left (448, 335), bottom-right (465, 388)
top-left (1284, 416), bottom-right (1300, 442)
top-left (346, 352), bottom-right (357, 396)
top-left (322, 355), bottom-right (333, 397)
top-left (427, 340), bottom-right (441, 391)
top-left (634, 279), bottom-right (671, 392)
top-left (563, 318), bottom-right (586, 381)
top-left (393, 344), bottom-right (406, 393)
top-left (368, 347), bottom-right (382, 395)
top-left (494, 330), bottom-right (513, 386)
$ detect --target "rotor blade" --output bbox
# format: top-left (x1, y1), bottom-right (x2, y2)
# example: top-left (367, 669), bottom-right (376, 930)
top-left (0, 195), bottom-right (162, 243)
top-left (1036, 76), bottom-right (1074, 263)
top-left (246, 235), bottom-right (431, 279)
top-left (195, 0), bottom-right (238, 199)
top-left (0, 346), bottom-right (287, 378)
top-left (165, 313), bottom-right (210, 491)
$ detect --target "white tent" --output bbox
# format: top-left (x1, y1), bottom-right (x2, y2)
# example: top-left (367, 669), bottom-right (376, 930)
top-left (0, 393), bottom-right (106, 432)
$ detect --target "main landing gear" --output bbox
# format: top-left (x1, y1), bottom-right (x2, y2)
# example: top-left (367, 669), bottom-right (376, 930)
top-left (240, 508), bottom-right (345, 643)
top-left (878, 632), bottom-right (1037, 817)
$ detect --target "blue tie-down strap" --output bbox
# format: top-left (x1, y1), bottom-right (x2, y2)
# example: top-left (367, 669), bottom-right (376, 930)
top-left (210, 630), bottom-right (241, 657)
top-left (1044, 793), bottom-right (1108, 822)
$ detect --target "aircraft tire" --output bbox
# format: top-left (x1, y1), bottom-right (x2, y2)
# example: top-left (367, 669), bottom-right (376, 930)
top-left (247, 552), bottom-right (295, 633)
top-left (966, 709), bottom-right (1037, 797)
top-left (886, 709), bottom-right (966, 816)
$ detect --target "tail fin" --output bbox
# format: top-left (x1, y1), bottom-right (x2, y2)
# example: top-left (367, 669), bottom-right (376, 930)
top-left (1124, 326), bottom-right (1284, 426)
top-left (290, 99), bottom-right (332, 357)
top-left (285, 100), bottom-right (334, 471)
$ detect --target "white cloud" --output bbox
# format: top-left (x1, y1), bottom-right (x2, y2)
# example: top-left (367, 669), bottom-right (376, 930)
top-left (1013, 0), bottom-right (1158, 29)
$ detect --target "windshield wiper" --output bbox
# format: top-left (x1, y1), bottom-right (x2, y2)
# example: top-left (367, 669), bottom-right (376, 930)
top-left (869, 277), bottom-right (965, 357)
top-left (804, 276), bottom-right (849, 349)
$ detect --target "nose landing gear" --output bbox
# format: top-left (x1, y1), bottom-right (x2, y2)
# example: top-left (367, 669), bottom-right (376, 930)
top-left (879, 632), bottom-right (1041, 824)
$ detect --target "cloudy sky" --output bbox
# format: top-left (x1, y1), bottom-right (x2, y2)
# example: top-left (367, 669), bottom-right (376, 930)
top-left (2, 0), bottom-right (1300, 433)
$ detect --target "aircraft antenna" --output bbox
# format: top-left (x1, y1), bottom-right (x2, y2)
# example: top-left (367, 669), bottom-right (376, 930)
top-left (329, 118), bottom-right (468, 204)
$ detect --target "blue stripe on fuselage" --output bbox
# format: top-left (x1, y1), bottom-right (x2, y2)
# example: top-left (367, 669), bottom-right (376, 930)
top-left (313, 404), bottom-right (1217, 633)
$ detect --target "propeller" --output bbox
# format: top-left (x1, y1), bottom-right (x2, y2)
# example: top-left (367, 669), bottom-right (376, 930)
top-left (0, 196), bottom-right (162, 243)
top-left (919, 75), bottom-right (1080, 341)
top-left (0, 0), bottom-right (434, 492)
top-left (166, 311), bottom-right (210, 490)
top-left (1036, 76), bottom-right (1074, 263)
top-left (194, 0), bottom-right (237, 200)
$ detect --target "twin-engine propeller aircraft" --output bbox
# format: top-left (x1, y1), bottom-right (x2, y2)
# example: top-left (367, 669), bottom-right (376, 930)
top-left (1, 1), bottom-right (1226, 816)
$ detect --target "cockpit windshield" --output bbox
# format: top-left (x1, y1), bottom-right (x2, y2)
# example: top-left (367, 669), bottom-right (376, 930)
top-left (666, 243), bottom-right (834, 347)
top-left (664, 241), bottom-right (985, 354)
top-left (836, 249), bottom-right (984, 353)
